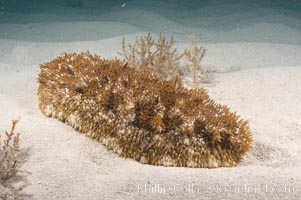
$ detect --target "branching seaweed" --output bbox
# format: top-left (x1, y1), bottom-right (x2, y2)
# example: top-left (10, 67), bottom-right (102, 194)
top-left (0, 120), bottom-right (27, 200)
top-left (119, 33), bottom-right (210, 86)
top-left (184, 38), bottom-right (208, 86)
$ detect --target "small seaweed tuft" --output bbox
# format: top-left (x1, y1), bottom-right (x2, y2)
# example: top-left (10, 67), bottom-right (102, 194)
top-left (119, 33), bottom-right (211, 87)
top-left (0, 120), bottom-right (27, 200)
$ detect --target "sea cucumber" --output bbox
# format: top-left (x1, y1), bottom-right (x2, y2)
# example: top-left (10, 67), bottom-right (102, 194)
top-left (38, 52), bottom-right (252, 168)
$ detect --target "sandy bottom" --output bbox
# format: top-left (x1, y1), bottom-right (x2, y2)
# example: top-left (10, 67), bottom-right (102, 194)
top-left (1, 61), bottom-right (300, 199)
top-left (0, 3), bottom-right (301, 198)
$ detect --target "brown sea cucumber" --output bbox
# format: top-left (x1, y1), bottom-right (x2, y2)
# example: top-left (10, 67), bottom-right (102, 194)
top-left (38, 52), bottom-right (252, 168)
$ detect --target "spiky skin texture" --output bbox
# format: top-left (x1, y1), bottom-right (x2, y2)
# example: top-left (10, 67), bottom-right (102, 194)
top-left (38, 52), bottom-right (252, 168)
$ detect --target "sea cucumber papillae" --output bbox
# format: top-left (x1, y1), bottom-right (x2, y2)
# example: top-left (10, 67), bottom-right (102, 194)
top-left (38, 52), bottom-right (252, 168)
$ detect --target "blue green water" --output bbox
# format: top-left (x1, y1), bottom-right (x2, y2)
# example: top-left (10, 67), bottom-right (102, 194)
top-left (0, 0), bottom-right (300, 14)
top-left (0, 0), bottom-right (300, 44)
top-left (0, 0), bottom-right (300, 22)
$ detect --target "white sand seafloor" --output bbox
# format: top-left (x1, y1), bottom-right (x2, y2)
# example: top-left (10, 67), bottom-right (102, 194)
top-left (0, 1), bottom-right (301, 199)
